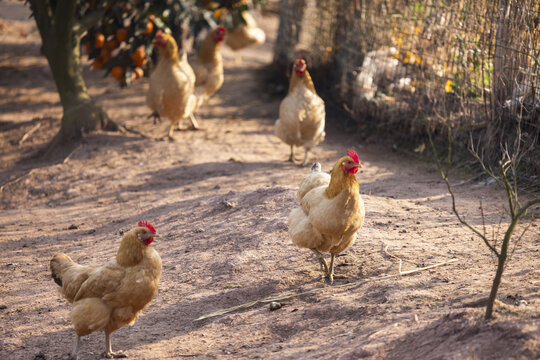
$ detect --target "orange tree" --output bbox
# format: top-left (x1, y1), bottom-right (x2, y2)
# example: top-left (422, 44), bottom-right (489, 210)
top-left (26, 0), bottom-right (252, 150)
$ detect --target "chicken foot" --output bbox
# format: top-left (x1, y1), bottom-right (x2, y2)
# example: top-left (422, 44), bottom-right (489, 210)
top-left (301, 149), bottom-right (310, 167)
top-left (310, 248), bottom-right (329, 276)
top-left (310, 249), bottom-right (337, 284)
top-left (288, 145), bottom-right (297, 163)
top-left (148, 111), bottom-right (161, 125)
top-left (168, 123), bottom-right (177, 140)
top-left (102, 332), bottom-right (127, 359)
top-left (69, 335), bottom-right (80, 360)
top-left (188, 114), bottom-right (201, 130)
top-left (327, 254), bottom-right (336, 284)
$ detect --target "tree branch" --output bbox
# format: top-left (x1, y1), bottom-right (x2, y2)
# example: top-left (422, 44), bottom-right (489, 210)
top-left (500, 162), bottom-right (516, 218)
top-left (427, 123), bottom-right (499, 256)
top-left (75, 0), bottom-right (120, 34)
top-left (516, 198), bottom-right (540, 218)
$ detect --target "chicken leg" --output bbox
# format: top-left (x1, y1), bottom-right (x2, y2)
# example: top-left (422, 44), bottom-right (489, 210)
top-left (311, 248), bottom-right (329, 276)
top-left (102, 332), bottom-right (127, 358)
top-left (69, 335), bottom-right (80, 360)
top-left (301, 149), bottom-right (310, 167)
top-left (310, 249), bottom-right (337, 284)
top-left (288, 145), bottom-right (295, 163)
top-left (327, 254), bottom-right (336, 284)
top-left (168, 122), bottom-right (177, 140)
top-left (189, 114), bottom-right (200, 130)
top-left (148, 111), bottom-right (161, 125)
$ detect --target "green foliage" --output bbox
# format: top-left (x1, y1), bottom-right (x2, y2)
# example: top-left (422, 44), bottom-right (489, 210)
top-left (448, 35), bottom-right (493, 100)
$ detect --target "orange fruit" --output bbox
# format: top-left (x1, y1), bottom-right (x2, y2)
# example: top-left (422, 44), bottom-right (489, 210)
top-left (91, 57), bottom-right (104, 70)
top-left (131, 47), bottom-right (146, 67)
top-left (110, 66), bottom-right (125, 81)
top-left (213, 9), bottom-right (225, 19)
top-left (142, 20), bottom-right (154, 35)
top-left (133, 67), bottom-right (144, 80)
top-left (116, 28), bottom-right (128, 42)
top-left (105, 39), bottom-right (119, 51)
top-left (100, 47), bottom-right (112, 62)
top-left (95, 33), bottom-right (105, 48)
top-left (131, 46), bottom-right (145, 59)
top-left (133, 57), bottom-right (147, 67)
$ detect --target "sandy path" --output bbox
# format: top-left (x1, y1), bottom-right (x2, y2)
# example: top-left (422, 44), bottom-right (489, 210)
top-left (0, 2), bottom-right (538, 359)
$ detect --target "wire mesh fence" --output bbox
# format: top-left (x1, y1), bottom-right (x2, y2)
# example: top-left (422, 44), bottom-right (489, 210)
top-left (274, 0), bottom-right (540, 179)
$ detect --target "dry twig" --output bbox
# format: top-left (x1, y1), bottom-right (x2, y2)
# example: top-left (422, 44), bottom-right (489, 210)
top-left (0, 169), bottom-right (34, 193)
top-left (194, 249), bottom-right (458, 321)
top-left (63, 144), bottom-right (82, 164)
top-left (18, 123), bottom-right (41, 145)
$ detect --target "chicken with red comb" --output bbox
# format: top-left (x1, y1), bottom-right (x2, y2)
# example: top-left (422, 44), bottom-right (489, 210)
top-left (146, 30), bottom-right (199, 137)
top-left (275, 55), bottom-right (326, 165)
top-left (288, 150), bottom-right (365, 283)
top-left (190, 27), bottom-right (226, 111)
top-left (50, 222), bottom-right (162, 359)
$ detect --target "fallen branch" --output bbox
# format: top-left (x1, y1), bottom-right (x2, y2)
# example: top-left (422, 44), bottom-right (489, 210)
top-left (18, 123), bottom-right (41, 145)
top-left (1, 143), bottom-right (81, 193)
top-left (63, 144), bottom-right (82, 164)
top-left (194, 250), bottom-right (459, 321)
top-left (0, 169), bottom-right (34, 193)
top-left (382, 244), bottom-right (440, 275)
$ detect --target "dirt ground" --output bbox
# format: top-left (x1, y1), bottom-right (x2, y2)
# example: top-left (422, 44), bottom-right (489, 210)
top-left (1, 2), bottom-right (539, 359)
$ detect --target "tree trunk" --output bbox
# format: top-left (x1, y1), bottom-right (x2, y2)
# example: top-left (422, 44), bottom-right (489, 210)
top-left (484, 215), bottom-right (516, 319)
top-left (44, 34), bottom-right (117, 148)
top-left (28, 0), bottom-right (117, 151)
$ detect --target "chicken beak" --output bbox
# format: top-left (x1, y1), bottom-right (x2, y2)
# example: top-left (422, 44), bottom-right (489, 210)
top-left (152, 233), bottom-right (159, 238)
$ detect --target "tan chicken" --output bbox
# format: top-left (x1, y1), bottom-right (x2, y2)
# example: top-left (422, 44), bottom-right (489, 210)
top-left (190, 27), bottom-right (226, 109)
top-left (275, 56), bottom-right (326, 165)
top-left (288, 150), bottom-right (365, 283)
top-left (225, 11), bottom-right (266, 54)
top-left (146, 30), bottom-right (199, 138)
top-left (50, 221), bottom-right (162, 359)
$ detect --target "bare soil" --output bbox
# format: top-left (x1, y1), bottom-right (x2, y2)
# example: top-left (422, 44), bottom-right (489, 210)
top-left (1, 2), bottom-right (539, 359)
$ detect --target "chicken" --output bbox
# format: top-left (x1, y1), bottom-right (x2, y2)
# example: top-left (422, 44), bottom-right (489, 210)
top-left (146, 30), bottom-right (199, 138)
top-left (50, 221), bottom-right (162, 359)
top-left (288, 150), bottom-right (365, 283)
top-left (225, 11), bottom-right (266, 57)
top-left (190, 27), bottom-right (226, 109)
top-left (275, 56), bottom-right (326, 165)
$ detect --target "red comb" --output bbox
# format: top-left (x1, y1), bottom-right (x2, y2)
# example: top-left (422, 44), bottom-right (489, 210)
top-left (155, 29), bottom-right (163, 37)
top-left (138, 220), bottom-right (156, 233)
top-left (217, 27), bottom-right (226, 33)
top-left (346, 149), bottom-right (359, 164)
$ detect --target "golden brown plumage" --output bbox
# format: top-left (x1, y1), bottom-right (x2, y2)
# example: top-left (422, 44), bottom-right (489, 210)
top-left (288, 151), bottom-right (365, 283)
top-left (275, 56), bottom-right (326, 165)
top-left (225, 11), bottom-right (266, 51)
top-left (50, 222), bottom-right (162, 359)
top-left (190, 27), bottom-right (226, 109)
top-left (146, 31), bottom-right (199, 137)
